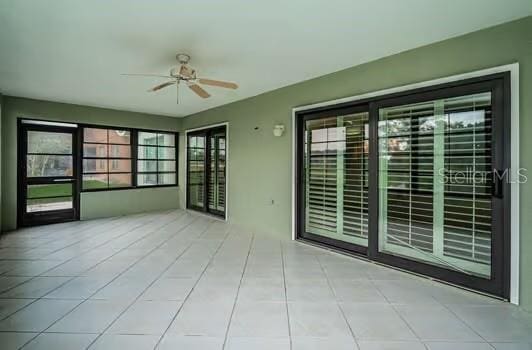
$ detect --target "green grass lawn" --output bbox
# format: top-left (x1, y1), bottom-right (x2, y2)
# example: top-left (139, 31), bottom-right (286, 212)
top-left (27, 180), bottom-right (106, 204)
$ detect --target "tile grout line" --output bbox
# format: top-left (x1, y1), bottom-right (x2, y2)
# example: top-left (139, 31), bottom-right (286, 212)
top-left (221, 233), bottom-right (255, 350)
top-left (315, 255), bottom-right (361, 349)
top-left (153, 223), bottom-right (234, 350)
top-left (0, 211), bottom-right (167, 294)
top-left (437, 301), bottom-right (495, 348)
top-left (0, 215), bottom-right (128, 260)
top-left (280, 241), bottom-right (293, 350)
top-left (82, 216), bottom-right (213, 349)
top-left (0, 214), bottom-right (154, 323)
top-left (0, 211), bottom-right (175, 318)
top-left (10, 211), bottom-right (189, 350)
top-left (0, 216), bottom-right (113, 252)
top-left (367, 278), bottom-right (431, 349)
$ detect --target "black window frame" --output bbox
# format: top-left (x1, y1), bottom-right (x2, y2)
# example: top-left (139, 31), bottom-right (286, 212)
top-left (81, 125), bottom-right (134, 191)
top-left (295, 72), bottom-right (511, 299)
top-left (79, 123), bottom-right (178, 192)
top-left (136, 129), bottom-right (178, 188)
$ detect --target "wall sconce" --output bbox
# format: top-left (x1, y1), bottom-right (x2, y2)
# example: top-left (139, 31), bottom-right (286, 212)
top-left (273, 124), bottom-right (285, 137)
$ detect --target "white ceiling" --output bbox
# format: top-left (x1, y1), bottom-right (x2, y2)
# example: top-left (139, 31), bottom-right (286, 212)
top-left (1, 0), bottom-right (531, 118)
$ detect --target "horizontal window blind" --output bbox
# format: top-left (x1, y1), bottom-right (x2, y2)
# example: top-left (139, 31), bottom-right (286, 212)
top-left (208, 135), bottom-right (226, 212)
top-left (304, 112), bottom-right (369, 246)
top-left (378, 92), bottom-right (492, 278)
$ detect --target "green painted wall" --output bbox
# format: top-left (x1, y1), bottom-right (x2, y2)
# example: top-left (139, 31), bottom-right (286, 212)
top-left (0, 93), bottom-right (3, 232)
top-left (1, 97), bottom-right (181, 231)
top-left (181, 17), bottom-right (532, 308)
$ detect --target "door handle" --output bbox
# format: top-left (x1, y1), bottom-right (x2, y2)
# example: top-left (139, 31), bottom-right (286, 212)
top-left (492, 169), bottom-right (504, 199)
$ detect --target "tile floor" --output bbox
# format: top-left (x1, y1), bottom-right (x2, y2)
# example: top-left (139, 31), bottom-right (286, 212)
top-left (0, 210), bottom-right (531, 349)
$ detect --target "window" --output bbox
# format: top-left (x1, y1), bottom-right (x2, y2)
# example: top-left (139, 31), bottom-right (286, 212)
top-left (82, 127), bottom-right (132, 189)
top-left (137, 131), bottom-right (177, 186)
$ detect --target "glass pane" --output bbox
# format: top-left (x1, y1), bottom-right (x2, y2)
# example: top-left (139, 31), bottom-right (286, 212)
top-left (109, 159), bottom-right (131, 173)
top-left (158, 173), bottom-right (176, 185)
top-left (27, 197), bottom-right (72, 213)
top-left (304, 112), bottom-right (369, 247)
top-left (27, 184), bottom-right (72, 199)
top-left (109, 145), bottom-right (131, 158)
top-left (109, 173), bottom-right (132, 188)
top-left (83, 144), bottom-right (107, 157)
top-left (158, 161), bottom-right (175, 172)
top-left (158, 133), bottom-right (175, 146)
top-left (27, 155), bottom-right (73, 177)
top-left (108, 130), bottom-right (130, 144)
top-left (27, 131), bottom-right (72, 154)
top-left (188, 148), bottom-right (204, 161)
top-left (83, 159), bottom-right (107, 173)
top-left (208, 133), bottom-right (226, 212)
top-left (158, 147), bottom-right (175, 160)
top-left (378, 92), bottom-right (492, 278)
top-left (137, 160), bottom-right (157, 172)
top-left (137, 173), bottom-right (157, 186)
top-left (138, 146), bottom-right (157, 159)
top-left (84, 128), bottom-right (107, 143)
top-left (83, 174), bottom-right (108, 189)
top-left (189, 135), bottom-right (205, 149)
top-left (188, 147), bottom-right (204, 208)
top-left (138, 132), bottom-right (158, 145)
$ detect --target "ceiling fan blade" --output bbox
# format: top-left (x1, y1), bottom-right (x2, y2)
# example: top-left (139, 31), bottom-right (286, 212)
top-left (188, 83), bottom-right (211, 98)
top-left (198, 78), bottom-right (238, 89)
top-left (121, 73), bottom-right (173, 78)
top-left (148, 81), bottom-right (176, 92)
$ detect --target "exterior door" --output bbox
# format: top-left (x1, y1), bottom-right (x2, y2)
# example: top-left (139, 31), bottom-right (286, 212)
top-left (187, 126), bottom-right (227, 219)
top-left (296, 73), bottom-right (510, 298)
top-left (18, 121), bottom-right (79, 226)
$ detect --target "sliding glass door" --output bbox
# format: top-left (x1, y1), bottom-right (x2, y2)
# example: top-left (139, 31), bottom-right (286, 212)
top-left (300, 107), bottom-right (369, 252)
top-left (377, 92), bottom-right (494, 278)
top-left (186, 126), bottom-right (227, 218)
top-left (297, 73), bottom-right (510, 298)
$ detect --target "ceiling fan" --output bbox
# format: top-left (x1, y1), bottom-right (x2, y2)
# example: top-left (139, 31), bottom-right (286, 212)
top-left (122, 53), bottom-right (238, 104)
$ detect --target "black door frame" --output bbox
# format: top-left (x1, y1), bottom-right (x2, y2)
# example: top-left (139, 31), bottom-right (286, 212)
top-left (295, 72), bottom-right (511, 299)
top-left (17, 119), bottom-right (80, 227)
top-left (186, 125), bottom-right (227, 219)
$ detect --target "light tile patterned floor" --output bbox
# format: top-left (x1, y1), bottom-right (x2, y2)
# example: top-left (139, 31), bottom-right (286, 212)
top-left (0, 210), bottom-right (530, 350)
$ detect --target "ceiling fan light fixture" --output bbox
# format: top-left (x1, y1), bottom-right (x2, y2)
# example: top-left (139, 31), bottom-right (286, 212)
top-left (123, 53), bottom-right (237, 104)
